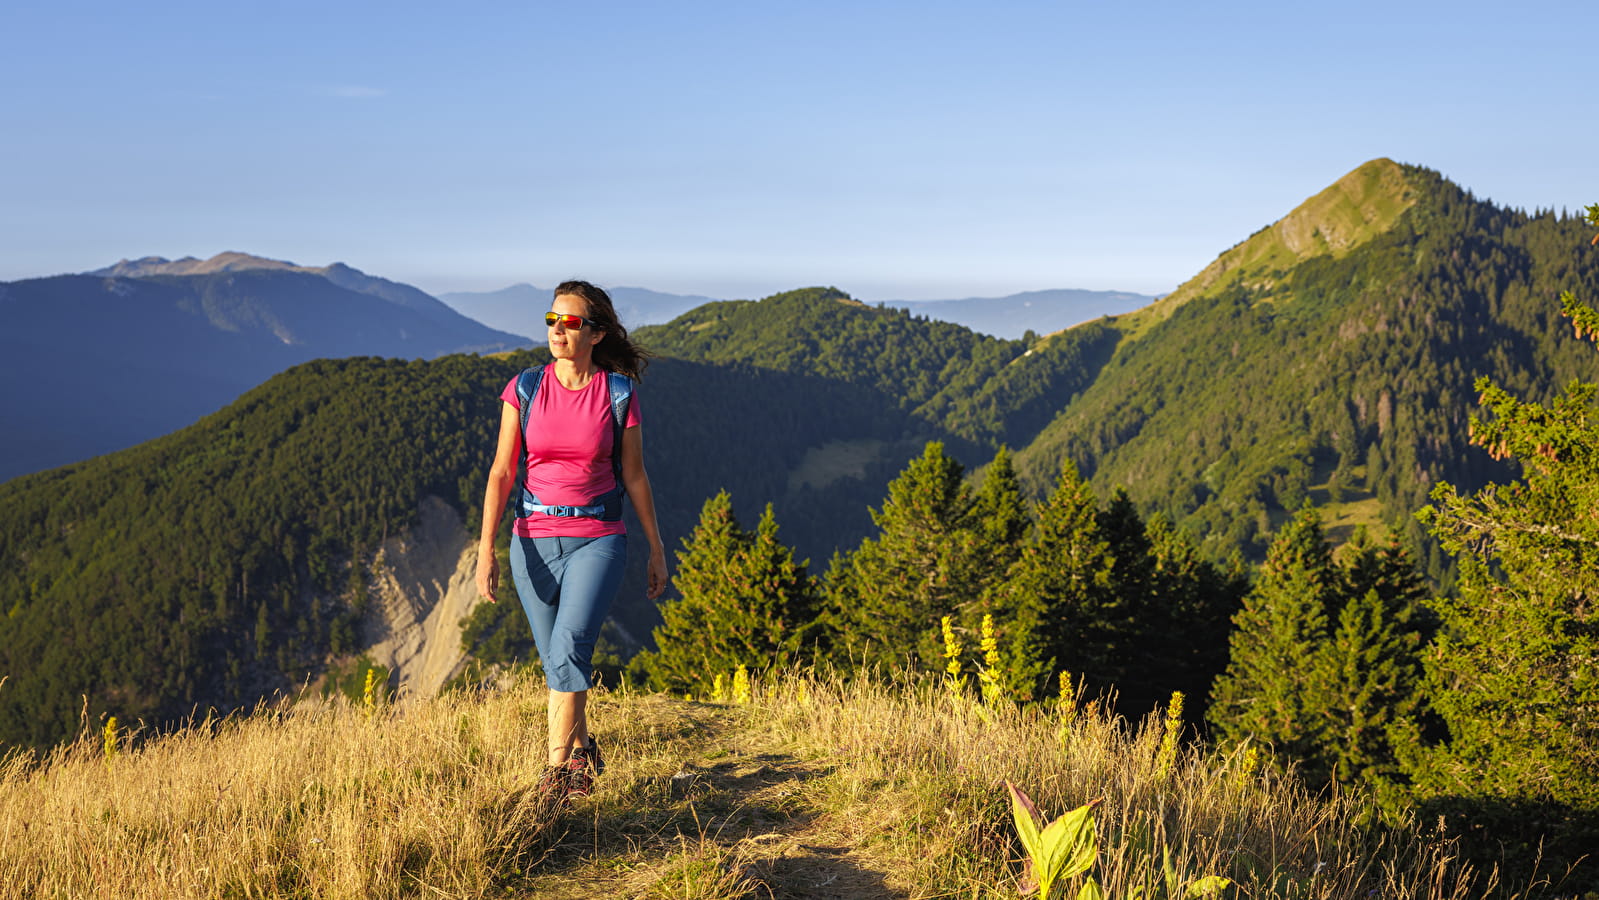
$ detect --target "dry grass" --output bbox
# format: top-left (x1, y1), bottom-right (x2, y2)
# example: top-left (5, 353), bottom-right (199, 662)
top-left (0, 669), bottom-right (1494, 899)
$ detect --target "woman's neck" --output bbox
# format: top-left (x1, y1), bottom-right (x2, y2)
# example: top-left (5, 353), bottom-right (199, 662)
top-left (552, 357), bottom-right (598, 390)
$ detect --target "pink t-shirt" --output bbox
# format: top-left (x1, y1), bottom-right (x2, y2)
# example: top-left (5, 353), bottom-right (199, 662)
top-left (500, 365), bottom-right (642, 538)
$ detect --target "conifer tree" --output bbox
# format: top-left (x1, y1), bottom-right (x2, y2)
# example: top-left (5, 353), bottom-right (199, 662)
top-left (824, 442), bottom-right (978, 671)
top-left (1208, 505), bottom-right (1340, 779)
top-left (1407, 216), bottom-right (1599, 870)
top-left (990, 460), bottom-right (1113, 701)
top-left (1316, 534), bottom-right (1428, 802)
top-left (1093, 490), bottom-right (1160, 712)
top-left (634, 491), bottom-right (818, 692)
top-left (970, 447), bottom-right (1030, 580)
top-left (1141, 514), bottom-right (1245, 723)
top-left (963, 447), bottom-right (1032, 660)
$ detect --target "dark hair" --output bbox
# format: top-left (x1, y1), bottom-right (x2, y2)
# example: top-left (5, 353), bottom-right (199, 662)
top-left (553, 280), bottom-right (652, 380)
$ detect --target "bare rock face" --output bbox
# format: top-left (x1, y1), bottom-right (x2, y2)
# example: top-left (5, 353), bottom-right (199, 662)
top-left (362, 495), bottom-right (483, 700)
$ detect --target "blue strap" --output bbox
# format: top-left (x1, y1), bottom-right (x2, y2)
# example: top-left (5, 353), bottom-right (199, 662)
top-left (512, 366), bottom-right (544, 520)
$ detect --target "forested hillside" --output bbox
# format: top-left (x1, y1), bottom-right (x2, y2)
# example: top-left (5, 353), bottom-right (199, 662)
top-left (630, 162), bottom-right (1599, 574)
top-left (5, 158), bottom-right (1597, 773)
top-left (1015, 160), bottom-right (1599, 571)
top-left (0, 350), bottom-right (964, 749)
top-left (635, 287), bottom-right (1120, 451)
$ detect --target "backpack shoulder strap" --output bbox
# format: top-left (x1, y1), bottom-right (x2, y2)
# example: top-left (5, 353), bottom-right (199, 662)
top-left (515, 365), bottom-right (545, 437)
top-left (606, 371), bottom-right (634, 432)
top-left (512, 365), bottom-right (545, 517)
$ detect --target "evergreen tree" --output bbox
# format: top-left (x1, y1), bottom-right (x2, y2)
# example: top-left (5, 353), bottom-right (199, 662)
top-left (1093, 490), bottom-right (1161, 713)
top-left (969, 446), bottom-right (1030, 583)
top-left (1407, 232), bottom-right (1599, 875)
top-left (1142, 515), bottom-right (1246, 724)
top-left (824, 442), bottom-right (978, 671)
top-left (990, 460), bottom-right (1113, 701)
top-left (1318, 585), bottom-right (1419, 806)
top-left (1317, 533), bottom-right (1428, 803)
top-left (1209, 506), bottom-right (1340, 780)
top-left (633, 491), bottom-right (819, 692)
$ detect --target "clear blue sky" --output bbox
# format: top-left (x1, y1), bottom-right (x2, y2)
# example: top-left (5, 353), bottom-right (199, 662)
top-left (3, 1), bottom-right (1593, 301)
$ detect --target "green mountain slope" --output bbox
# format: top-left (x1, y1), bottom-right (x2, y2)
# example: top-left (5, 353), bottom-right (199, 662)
top-left (0, 351), bottom-right (957, 749)
top-left (1015, 161), bottom-right (1599, 566)
top-left (634, 286), bottom-right (1120, 450)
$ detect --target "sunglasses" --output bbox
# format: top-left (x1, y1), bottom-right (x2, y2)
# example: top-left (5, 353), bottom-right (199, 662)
top-left (545, 311), bottom-right (601, 330)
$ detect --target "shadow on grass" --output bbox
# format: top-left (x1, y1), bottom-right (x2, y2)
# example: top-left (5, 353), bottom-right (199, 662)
top-left (524, 750), bottom-right (906, 897)
top-left (1416, 794), bottom-right (1599, 896)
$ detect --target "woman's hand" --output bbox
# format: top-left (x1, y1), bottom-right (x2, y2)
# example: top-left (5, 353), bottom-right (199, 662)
top-left (476, 548), bottom-right (499, 603)
top-left (646, 544), bottom-right (668, 600)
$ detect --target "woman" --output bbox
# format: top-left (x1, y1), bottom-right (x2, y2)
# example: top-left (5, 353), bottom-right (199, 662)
top-left (474, 280), bottom-right (667, 803)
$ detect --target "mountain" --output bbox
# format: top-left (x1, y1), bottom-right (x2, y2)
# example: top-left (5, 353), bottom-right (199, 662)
top-left (631, 160), bottom-right (1599, 575)
top-left (438, 284), bottom-right (722, 340)
top-left (0, 254), bottom-right (527, 482)
top-left (878, 288), bottom-right (1154, 339)
top-left (1013, 159), bottom-right (1599, 567)
top-left (4, 158), bottom-right (1597, 749)
top-left (632, 287), bottom-right (1118, 452)
top-left (442, 284), bottom-right (1152, 343)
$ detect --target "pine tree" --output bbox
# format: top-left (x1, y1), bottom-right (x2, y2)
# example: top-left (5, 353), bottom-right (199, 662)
top-left (990, 460), bottom-right (1113, 701)
top-left (1093, 490), bottom-right (1161, 714)
top-left (1407, 223), bottom-right (1599, 872)
top-left (969, 447), bottom-right (1030, 582)
top-left (1316, 534), bottom-right (1428, 803)
top-left (1208, 505), bottom-right (1340, 780)
top-left (634, 491), bottom-right (819, 692)
top-left (1141, 514), bottom-right (1246, 724)
top-left (824, 442), bottom-right (978, 671)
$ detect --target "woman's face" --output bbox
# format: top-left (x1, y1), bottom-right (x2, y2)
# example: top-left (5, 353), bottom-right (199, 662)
top-left (548, 293), bottom-right (604, 362)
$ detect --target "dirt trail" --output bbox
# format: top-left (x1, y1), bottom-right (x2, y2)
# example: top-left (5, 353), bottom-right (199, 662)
top-left (518, 699), bottom-right (908, 899)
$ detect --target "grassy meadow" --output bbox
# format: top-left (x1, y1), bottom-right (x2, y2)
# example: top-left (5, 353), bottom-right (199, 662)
top-left (0, 669), bottom-right (1514, 900)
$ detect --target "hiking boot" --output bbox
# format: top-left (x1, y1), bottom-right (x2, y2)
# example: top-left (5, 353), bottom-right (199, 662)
top-left (564, 755), bottom-right (595, 799)
top-left (536, 764), bottom-right (569, 808)
top-left (572, 736), bottom-right (605, 775)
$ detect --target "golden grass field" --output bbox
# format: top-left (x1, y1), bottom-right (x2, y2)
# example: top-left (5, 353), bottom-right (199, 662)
top-left (0, 669), bottom-right (1498, 899)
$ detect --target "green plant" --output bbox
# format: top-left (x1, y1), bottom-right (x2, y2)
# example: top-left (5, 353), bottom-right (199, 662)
top-left (1006, 781), bottom-right (1234, 899)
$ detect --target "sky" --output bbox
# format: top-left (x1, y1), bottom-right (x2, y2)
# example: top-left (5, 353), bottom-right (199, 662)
top-left (3, 0), bottom-right (1595, 302)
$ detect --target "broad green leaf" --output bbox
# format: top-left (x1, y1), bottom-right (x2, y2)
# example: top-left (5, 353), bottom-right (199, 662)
top-left (1186, 875), bottom-right (1234, 897)
top-left (1038, 803), bottom-right (1098, 880)
top-left (1006, 781), bottom-right (1044, 860)
top-left (1077, 878), bottom-right (1106, 900)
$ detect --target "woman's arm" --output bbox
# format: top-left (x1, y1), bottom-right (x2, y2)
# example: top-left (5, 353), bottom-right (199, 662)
top-left (619, 424), bottom-right (668, 599)
top-left (475, 400), bottom-right (522, 603)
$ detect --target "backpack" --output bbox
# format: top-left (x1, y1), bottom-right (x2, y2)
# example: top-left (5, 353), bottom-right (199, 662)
top-left (512, 365), bottom-right (635, 521)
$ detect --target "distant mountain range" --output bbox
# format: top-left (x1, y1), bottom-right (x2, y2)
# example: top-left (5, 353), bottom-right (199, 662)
top-left (0, 253), bottom-right (526, 482)
top-left (878, 289), bottom-right (1155, 339)
top-left (437, 284), bottom-right (723, 341)
top-left (439, 284), bottom-right (1153, 341)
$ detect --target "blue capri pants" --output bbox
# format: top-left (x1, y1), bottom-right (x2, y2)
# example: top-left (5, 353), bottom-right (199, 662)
top-left (508, 533), bottom-right (628, 692)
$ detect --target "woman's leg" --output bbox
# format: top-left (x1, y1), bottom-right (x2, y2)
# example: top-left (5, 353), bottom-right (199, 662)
top-left (547, 688), bottom-right (588, 764)
top-left (512, 534), bottom-right (627, 765)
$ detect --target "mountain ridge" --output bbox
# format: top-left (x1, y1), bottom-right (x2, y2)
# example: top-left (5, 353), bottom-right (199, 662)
top-left (1125, 158), bottom-right (1426, 334)
top-left (0, 262), bottom-right (527, 481)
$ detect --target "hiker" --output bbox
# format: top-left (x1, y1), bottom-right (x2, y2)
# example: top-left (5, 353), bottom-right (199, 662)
top-left (474, 279), bottom-right (668, 802)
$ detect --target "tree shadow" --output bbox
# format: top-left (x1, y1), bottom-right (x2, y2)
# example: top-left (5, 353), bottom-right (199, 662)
top-left (1415, 794), bottom-right (1599, 896)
